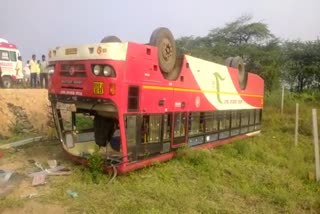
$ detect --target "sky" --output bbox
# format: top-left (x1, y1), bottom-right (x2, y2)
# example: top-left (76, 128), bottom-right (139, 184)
top-left (1, 0), bottom-right (320, 61)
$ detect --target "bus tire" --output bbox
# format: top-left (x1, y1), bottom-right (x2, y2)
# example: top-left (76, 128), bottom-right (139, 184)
top-left (2, 76), bottom-right (12, 88)
top-left (101, 36), bottom-right (122, 43)
top-left (225, 57), bottom-right (233, 67)
top-left (230, 56), bottom-right (248, 90)
top-left (149, 27), bottom-right (177, 74)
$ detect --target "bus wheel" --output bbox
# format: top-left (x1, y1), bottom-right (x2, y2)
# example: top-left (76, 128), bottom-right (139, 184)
top-left (2, 76), bottom-right (12, 88)
top-left (230, 56), bottom-right (248, 90)
top-left (224, 57), bottom-right (233, 67)
top-left (101, 36), bottom-right (122, 43)
top-left (149, 27), bottom-right (177, 74)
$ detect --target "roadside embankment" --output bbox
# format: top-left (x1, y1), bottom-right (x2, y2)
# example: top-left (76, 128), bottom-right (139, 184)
top-left (0, 89), bottom-right (49, 139)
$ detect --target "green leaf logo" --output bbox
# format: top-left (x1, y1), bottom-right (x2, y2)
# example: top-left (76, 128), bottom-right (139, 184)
top-left (213, 72), bottom-right (225, 104)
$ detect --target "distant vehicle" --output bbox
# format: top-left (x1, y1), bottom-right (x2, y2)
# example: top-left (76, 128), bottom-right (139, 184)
top-left (48, 28), bottom-right (264, 174)
top-left (0, 38), bottom-right (21, 88)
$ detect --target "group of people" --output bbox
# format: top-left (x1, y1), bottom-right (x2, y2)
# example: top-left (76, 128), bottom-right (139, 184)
top-left (16, 54), bottom-right (49, 88)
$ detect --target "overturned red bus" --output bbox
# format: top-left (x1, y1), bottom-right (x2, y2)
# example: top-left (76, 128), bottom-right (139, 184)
top-left (48, 28), bottom-right (264, 174)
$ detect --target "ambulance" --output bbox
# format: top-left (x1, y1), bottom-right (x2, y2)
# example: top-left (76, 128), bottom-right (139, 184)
top-left (0, 38), bottom-right (21, 88)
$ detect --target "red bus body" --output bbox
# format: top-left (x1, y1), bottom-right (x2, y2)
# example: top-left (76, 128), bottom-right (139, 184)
top-left (48, 41), bottom-right (264, 174)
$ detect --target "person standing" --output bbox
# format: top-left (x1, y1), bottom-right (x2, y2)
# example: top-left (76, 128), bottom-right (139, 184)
top-left (39, 54), bottom-right (48, 88)
top-left (29, 54), bottom-right (37, 88)
top-left (15, 56), bottom-right (23, 86)
top-left (36, 60), bottom-right (41, 87)
top-left (0, 66), bottom-right (3, 88)
top-left (23, 60), bottom-right (31, 87)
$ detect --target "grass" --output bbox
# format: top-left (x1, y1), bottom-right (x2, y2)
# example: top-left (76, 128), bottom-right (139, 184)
top-left (1, 91), bottom-right (320, 213)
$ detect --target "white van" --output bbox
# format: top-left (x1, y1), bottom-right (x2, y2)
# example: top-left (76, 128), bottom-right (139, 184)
top-left (0, 38), bottom-right (21, 88)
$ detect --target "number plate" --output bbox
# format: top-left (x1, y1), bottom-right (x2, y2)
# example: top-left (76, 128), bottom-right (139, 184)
top-left (93, 82), bottom-right (104, 94)
top-left (65, 48), bottom-right (77, 55)
top-left (56, 102), bottom-right (76, 112)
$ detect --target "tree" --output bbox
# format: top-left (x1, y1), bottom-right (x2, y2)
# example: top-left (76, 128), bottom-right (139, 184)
top-left (282, 40), bottom-right (320, 92)
top-left (208, 15), bottom-right (273, 47)
top-left (176, 15), bottom-right (281, 91)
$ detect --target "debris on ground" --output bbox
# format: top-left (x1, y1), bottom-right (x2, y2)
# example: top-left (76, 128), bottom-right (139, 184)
top-left (28, 160), bottom-right (72, 184)
top-left (29, 165), bottom-right (71, 177)
top-left (0, 170), bottom-right (23, 198)
top-left (21, 192), bottom-right (39, 199)
top-left (66, 190), bottom-right (78, 198)
top-left (35, 161), bottom-right (45, 171)
top-left (32, 174), bottom-right (46, 186)
top-left (0, 170), bottom-right (13, 184)
top-left (29, 163), bottom-right (71, 186)
top-left (47, 160), bottom-right (57, 168)
top-left (0, 136), bottom-right (45, 150)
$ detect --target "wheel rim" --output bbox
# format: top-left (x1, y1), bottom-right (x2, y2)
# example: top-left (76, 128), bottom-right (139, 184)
top-left (160, 38), bottom-right (173, 62)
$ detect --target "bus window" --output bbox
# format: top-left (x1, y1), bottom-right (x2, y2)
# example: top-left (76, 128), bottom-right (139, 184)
top-left (75, 113), bottom-right (94, 131)
top-left (174, 112), bottom-right (186, 138)
top-left (188, 112), bottom-right (200, 135)
top-left (249, 110), bottom-right (255, 125)
top-left (255, 109), bottom-right (261, 124)
top-left (162, 114), bottom-right (172, 141)
top-left (204, 112), bottom-right (218, 133)
top-left (149, 115), bottom-right (161, 143)
top-left (10, 51), bottom-right (17, 61)
top-left (128, 86), bottom-right (139, 112)
top-left (0, 50), bottom-right (9, 61)
top-left (231, 111), bottom-right (240, 128)
top-left (141, 115), bottom-right (161, 143)
top-left (230, 111), bottom-right (240, 136)
top-left (212, 112), bottom-right (218, 131)
top-left (241, 110), bottom-right (249, 127)
top-left (200, 112), bottom-right (205, 132)
top-left (219, 111), bottom-right (230, 131)
top-left (57, 110), bottom-right (95, 142)
top-left (60, 110), bottom-right (73, 131)
top-left (126, 115), bottom-right (137, 146)
top-left (75, 113), bottom-right (94, 142)
top-left (204, 112), bottom-right (212, 132)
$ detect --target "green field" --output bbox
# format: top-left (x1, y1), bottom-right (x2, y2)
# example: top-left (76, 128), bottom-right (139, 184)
top-left (1, 91), bottom-right (320, 213)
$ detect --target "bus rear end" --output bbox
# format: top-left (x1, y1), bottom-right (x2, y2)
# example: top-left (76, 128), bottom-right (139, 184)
top-left (48, 42), bottom-right (129, 173)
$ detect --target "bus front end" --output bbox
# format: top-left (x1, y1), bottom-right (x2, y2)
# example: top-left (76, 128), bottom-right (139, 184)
top-left (48, 43), bottom-right (128, 173)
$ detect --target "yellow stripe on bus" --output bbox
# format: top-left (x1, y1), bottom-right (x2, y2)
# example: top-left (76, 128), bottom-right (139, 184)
top-left (142, 85), bottom-right (263, 98)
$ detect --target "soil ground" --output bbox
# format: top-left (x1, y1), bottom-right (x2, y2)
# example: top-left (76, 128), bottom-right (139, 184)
top-left (0, 141), bottom-right (69, 213)
top-left (0, 89), bottom-right (49, 139)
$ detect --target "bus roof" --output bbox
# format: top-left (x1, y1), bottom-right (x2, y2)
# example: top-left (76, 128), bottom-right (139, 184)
top-left (48, 42), bottom-right (128, 62)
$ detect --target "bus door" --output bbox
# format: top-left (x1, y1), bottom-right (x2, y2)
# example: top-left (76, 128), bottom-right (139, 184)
top-left (171, 112), bottom-right (187, 148)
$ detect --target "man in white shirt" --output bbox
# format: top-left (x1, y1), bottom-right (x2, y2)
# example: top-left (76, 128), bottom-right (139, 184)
top-left (15, 56), bottom-right (23, 85)
top-left (23, 60), bottom-right (31, 87)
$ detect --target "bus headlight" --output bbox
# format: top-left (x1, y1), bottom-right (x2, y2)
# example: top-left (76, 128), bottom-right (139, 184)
top-left (103, 65), bottom-right (113, 76)
top-left (93, 65), bottom-right (101, 75)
